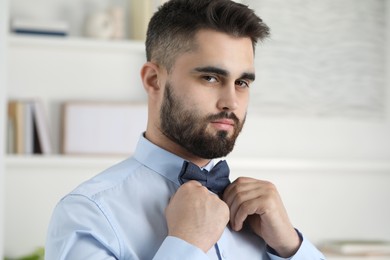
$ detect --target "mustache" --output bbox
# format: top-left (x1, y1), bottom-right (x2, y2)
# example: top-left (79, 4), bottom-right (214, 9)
top-left (206, 111), bottom-right (240, 125)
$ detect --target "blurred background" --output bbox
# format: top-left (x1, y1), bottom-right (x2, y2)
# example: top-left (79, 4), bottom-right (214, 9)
top-left (0, 0), bottom-right (389, 259)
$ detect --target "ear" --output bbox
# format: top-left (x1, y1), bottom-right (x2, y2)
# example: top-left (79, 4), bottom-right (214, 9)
top-left (141, 62), bottom-right (164, 95)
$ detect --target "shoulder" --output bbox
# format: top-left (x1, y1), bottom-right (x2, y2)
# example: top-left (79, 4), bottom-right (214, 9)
top-left (57, 155), bottom-right (178, 214)
top-left (68, 157), bottom-right (145, 199)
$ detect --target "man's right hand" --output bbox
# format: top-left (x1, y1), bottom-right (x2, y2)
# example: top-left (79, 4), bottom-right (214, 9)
top-left (165, 181), bottom-right (230, 252)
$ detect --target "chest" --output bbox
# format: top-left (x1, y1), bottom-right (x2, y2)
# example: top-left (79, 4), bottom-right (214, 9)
top-left (102, 173), bottom-right (267, 259)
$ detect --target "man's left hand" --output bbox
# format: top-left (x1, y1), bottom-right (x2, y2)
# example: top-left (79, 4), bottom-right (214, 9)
top-left (223, 177), bottom-right (301, 258)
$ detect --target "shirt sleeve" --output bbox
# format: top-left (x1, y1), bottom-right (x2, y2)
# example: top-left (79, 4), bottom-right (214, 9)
top-left (267, 230), bottom-right (326, 260)
top-left (46, 195), bottom-right (210, 260)
top-left (153, 236), bottom-right (209, 260)
top-left (45, 195), bottom-right (120, 260)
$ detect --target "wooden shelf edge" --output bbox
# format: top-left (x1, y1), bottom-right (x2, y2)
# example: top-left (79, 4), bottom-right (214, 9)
top-left (7, 34), bottom-right (145, 53)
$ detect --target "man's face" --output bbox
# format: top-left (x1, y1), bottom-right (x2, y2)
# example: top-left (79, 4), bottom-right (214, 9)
top-left (159, 29), bottom-right (255, 159)
top-left (160, 82), bottom-right (246, 159)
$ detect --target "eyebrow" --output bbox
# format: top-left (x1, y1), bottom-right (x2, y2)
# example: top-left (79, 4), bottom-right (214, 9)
top-left (193, 66), bottom-right (256, 81)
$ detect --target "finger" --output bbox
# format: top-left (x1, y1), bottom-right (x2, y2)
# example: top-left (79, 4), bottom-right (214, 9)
top-left (182, 180), bottom-right (203, 187)
top-left (223, 177), bottom-right (255, 196)
top-left (235, 198), bottom-right (265, 230)
top-left (229, 190), bottom-right (263, 231)
top-left (178, 181), bottom-right (206, 194)
top-left (223, 180), bottom-right (260, 208)
top-left (223, 179), bottom-right (271, 231)
top-left (172, 181), bottom-right (207, 203)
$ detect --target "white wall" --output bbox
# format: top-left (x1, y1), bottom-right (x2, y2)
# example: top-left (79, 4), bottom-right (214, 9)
top-left (0, 0), bottom-right (8, 257)
top-left (232, 0), bottom-right (390, 162)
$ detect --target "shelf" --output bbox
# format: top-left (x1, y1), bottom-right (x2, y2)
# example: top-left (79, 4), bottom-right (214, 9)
top-left (7, 34), bottom-right (145, 53)
top-left (5, 155), bottom-right (390, 173)
top-left (5, 154), bottom-right (126, 170)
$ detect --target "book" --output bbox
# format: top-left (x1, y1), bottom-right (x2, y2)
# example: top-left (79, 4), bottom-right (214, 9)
top-left (23, 101), bottom-right (34, 154)
top-left (6, 116), bottom-right (15, 154)
top-left (11, 18), bottom-right (69, 37)
top-left (7, 99), bottom-right (52, 155)
top-left (8, 100), bottom-right (25, 154)
top-left (31, 100), bottom-right (52, 154)
top-left (320, 240), bottom-right (390, 256)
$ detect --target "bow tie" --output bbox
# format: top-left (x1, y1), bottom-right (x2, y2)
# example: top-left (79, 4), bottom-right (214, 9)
top-left (178, 160), bottom-right (231, 196)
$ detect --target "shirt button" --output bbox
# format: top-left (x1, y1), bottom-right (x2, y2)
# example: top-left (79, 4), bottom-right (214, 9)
top-left (221, 251), bottom-right (227, 259)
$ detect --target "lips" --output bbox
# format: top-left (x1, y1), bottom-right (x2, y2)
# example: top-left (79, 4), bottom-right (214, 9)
top-left (210, 119), bottom-right (235, 131)
top-left (207, 112), bottom-right (240, 132)
top-left (211, 119), bottom-right (235, 126)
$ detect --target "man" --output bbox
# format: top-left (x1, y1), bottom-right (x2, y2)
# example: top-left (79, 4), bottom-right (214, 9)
top-left (46, 0), bottom-right (325, 259)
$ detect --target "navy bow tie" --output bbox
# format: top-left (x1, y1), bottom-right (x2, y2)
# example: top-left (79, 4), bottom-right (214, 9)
top-left (178, 160), bottom-right (231, 196)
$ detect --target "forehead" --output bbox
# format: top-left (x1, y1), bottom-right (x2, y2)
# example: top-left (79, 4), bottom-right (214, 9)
top-left (171, 29), bottom-right (255, 75)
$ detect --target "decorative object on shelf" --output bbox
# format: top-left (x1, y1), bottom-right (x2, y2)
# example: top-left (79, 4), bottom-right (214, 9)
top-left (10, 18), bottom-right (69, 37)
top-left (108, 6), bottom-right (125, 40)
top-left (84, 11), bottom-right (115, 39)
top-left (85, 6), bottom-right (125, 40)
top-left (319, 240), bottom-right (390, 256)
top-left (7, 99), bottom-right (52, 155)
top-left (61, 101), bottom-right (147, 155)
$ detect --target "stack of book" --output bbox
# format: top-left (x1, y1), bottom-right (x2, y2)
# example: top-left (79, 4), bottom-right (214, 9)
top-left (320, 240), bottom-right (390, 257)
top-left (7, 99), bottom-right (52, 155)
top-left (10, 18), bottom-right (69, 37)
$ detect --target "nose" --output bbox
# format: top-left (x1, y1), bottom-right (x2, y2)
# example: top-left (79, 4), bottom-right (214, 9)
top-left (216, 84), bottom-right (238, 111)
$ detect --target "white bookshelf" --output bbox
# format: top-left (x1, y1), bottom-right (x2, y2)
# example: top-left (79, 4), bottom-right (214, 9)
top-left (4, 21), bottom-right (151, 256)
top-left (7, 33), bottom-right (147, 154)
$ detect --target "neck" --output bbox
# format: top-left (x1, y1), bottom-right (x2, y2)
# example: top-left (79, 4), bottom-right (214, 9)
top-left (144, 129), bottom-right (211, 168)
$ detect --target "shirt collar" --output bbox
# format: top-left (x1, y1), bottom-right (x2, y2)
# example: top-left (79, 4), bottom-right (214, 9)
top-left (134, 134), bottom-right (221, 186)
top-left (134, 134), bottom-right (222, 186)
top-left (134, 134), bottom-right (217, 186)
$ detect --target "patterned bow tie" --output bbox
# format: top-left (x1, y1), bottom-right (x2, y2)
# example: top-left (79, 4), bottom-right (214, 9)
top-left (178, 160), bottom-right (231, 196)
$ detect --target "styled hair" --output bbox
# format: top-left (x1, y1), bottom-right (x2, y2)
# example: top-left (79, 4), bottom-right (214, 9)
top-left (145, 0), bottom-right (270, 70)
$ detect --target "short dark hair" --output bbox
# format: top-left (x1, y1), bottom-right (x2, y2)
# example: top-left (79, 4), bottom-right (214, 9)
top-left (146, 0), bottom-right (270, 70)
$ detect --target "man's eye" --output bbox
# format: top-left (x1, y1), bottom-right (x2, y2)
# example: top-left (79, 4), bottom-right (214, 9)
top-left (235, 80), bottom-right (250, 88)
top-left (203, 75), bottom-right (218, 83)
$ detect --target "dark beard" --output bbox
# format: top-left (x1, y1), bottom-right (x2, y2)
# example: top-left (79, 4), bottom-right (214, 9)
top-left (160, 83), bottom-right (245, 159)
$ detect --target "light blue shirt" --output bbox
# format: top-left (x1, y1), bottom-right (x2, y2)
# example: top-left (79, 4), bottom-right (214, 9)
top-left (46, 135), bottom-right (326, 260)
